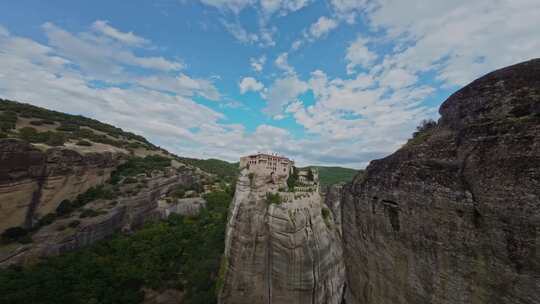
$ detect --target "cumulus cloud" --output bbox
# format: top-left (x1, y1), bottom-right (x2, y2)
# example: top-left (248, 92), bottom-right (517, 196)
top-left (345, 36), bottom-right (377, 74)
top-left (309, 16), bottom-right (338, 39)
top-left (42, 22), bottom-right (184, 81)
top-left (263, 75), bottom-right (308, 115)
top-left (346, 0), bottom-right (540, 86)
top-left (239, 77), bottom-right (264, 94)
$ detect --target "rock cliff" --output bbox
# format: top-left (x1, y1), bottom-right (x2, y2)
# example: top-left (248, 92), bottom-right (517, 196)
top-left (218, 167), bottom-right (346, 304)
top-left (0, 137), bottom-right (212, 266)
top-left (340, 59), bottom-right (540, 304)
top-left (0, 160), bottom-right (204, 266)
top-left (0, 138), bottom-right (121, 233)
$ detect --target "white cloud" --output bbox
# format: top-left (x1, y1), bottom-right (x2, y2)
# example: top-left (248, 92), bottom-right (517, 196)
top-left (291, 40), bottom-right (303, 50)
top-left (221, 20), bottom-right (259, 44)
top-left (345, 36), bottom-right (377, 74)
top-left (250, 55), bottom-right (266, 72)
top-left (239, 77), bottom-right (264, 94)
top-left (137, 74), bottom-right (220, 100)
top-left (378, 68), bottom-right (417, 90)
top-left (260, 0), bottom-right (312, 17)
top-left (309, 16), bottom-right (338, 39)
top-left (330, 0), bottom-right (370, 23)
top-left (263, 75), bottom-right (308, 115)
top-left (274, 52), bottom-right (294, 74)
top-left (91, 20), bottom-right (149, 46)
top-left (348, 0), bottom-right (540, 86)
top-left (195, 0), bottom-right (308, 47)
top-left (199, 0), bottom-right (255, 14)
top-left (42, 22), bottom-right (183, 81)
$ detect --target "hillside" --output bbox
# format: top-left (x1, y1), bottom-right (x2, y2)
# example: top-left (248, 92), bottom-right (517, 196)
top-left (307, 166), bottom-right (360, 187)
top-left (0, 99), bottom-right (231, 304)
top-left (177, 157), bottom-right (239, 182)
top-left (0, 99), bottom-right (157, 153)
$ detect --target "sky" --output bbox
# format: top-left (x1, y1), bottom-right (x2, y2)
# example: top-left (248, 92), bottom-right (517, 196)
top-left (0, 1), bottom-right (539, 168)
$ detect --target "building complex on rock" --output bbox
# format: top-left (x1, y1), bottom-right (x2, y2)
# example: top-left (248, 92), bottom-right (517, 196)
top-left (239, 153), bottom-right (294, 178)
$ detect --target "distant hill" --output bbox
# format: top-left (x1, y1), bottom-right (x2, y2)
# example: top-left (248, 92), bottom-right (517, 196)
top-left (177, 157), bottom-right (239, 182)
top-left (0, 99), bottom-right (158, 152)
top-left (307, 166), bottom-right (361, 187)
top-left (173, 158), bottom-right (359, 187)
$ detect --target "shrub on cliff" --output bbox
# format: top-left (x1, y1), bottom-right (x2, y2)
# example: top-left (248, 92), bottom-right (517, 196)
top-left (0, 111), bottom-right (17, 131)
top-left (405, 119), bottom-right (438, 146)
top-left (110, 155), bottom-right (171, 184)
top-left (1, 227), bottom-right (29, 243)
top-left (75, 139), bottom-right (92, 146)
top-left (45, 132), bottom-right (66, 146)
top-left (413, 119), bottom-right (437, 138)
top-left (265, 192), bottom-right (282, 205)
top-left (287, 167), bottom-right (299, 191)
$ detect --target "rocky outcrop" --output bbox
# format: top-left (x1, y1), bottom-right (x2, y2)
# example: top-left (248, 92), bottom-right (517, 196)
top-left (324, 184), bottom-right (344, 236)
top-left (219, 168), bottom-right (345, 304)
top-left (340, 59), bottom-right (540, 304)
top-left (158, 197), bottom-right (207, 217)
top-left (0, 167), bottom-right (203, 266)
top-left (0, 139), bottom-right (121, 233)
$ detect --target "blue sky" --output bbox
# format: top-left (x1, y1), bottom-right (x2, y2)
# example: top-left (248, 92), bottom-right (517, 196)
top-left (0, 1), bottom-right (539, 168)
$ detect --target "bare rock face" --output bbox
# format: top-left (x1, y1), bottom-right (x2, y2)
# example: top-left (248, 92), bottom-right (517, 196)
top-left (219, 169), bottom-right (346, 304)
top-left (0, 139), bottom-right (121, 233)
top-left (0, 167), bottom-right (202, 266)
top-left (341, 59), bottom-right (540, 304)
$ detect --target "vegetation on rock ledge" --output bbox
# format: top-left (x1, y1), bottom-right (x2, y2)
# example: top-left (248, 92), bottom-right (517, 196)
top-left (0, 191), bottom-right (232, 304)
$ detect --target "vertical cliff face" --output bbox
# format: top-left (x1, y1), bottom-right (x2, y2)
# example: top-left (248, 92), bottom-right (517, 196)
top-left (340, 59), bottom-right (540, 304)
top-left (219, 168), bottom-right (346, 304)
top-left (0, 139), bottom-right (121, 233)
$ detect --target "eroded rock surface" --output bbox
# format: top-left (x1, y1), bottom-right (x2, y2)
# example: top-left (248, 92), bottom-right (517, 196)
top-left (0, 139), bottom-right (121, 233)
top-left (340, 59), bottom-right (540, 304)
top-left (0, 167), bottom-right (203, 266)
top-left (219, 168), bottom-right (345, 304)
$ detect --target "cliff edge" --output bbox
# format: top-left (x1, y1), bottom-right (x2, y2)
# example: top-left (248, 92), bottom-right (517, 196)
top-left (340, 59), bottom-right (540, 304)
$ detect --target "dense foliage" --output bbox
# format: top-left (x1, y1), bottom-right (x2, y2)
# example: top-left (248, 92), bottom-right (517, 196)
top-left (265, 192), bottom-right (282, 205)
top-left (18, 127), bottom-right (66, 146)
top-left (287, 166), bottom-right (299, 190)
top-left (0, 191), bottom-right (232, 304)
top-left (110, 155), bottom-right (172, 184)
top-left (0, 110), bottom-right (17, 131)
top-left (405, 119), bottom-right (438, 146)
